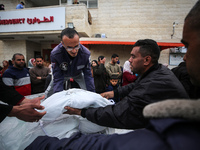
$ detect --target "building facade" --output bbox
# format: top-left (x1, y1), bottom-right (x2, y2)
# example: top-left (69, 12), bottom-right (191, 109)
top-left (0, 0), bottom-right (197, 68)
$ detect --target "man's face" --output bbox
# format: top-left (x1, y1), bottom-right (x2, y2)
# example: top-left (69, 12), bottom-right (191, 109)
top-left (110, 79), bottom-right (118, 86)
top-left (61, 34), bottom-right (80, 57)
top-left (182, 20), bottom-right (200, 86)
top-left (112, 57), bottom-right (119, 64)
top-left (35, 58), bottom-right (43, 67)
top-left (129, 47), bottom-right (145, 75)
top-left (13, 55), bottom-right (25, 69)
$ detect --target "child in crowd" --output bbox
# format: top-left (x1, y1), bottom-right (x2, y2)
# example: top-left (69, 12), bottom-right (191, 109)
top-left (106, 75), bottom-right (120, 103)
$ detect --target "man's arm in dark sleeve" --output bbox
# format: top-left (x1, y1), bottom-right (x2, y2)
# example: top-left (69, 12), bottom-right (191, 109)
top-left (0, 78), bottom-right (24, 105)
top-left (0, 104), bottom-right (13, 122)
top-left (0, 78), bottom-right (25, 122)
top-left (81, 97), bottom-right (147, 129)
top-left (114, 82), bottom-right (136, 99)
top-left (51, 55), bottom-right (65, 93)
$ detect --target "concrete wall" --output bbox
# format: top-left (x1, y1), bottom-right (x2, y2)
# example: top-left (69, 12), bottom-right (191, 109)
top-left (0, 40), bottom-right (41, 66)
top-left (89, 0), bottom-right (197, 40)
top-left (0, 40), bottom-right (26, 62)
top-left (26, 40), bottom-right (41, 63)
top-left (0, 0), bottom-right (20, 10)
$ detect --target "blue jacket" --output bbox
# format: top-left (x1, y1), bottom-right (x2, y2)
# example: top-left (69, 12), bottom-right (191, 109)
top-left (51, 43), bottom-right (95, 93)
top-left (25, 118), bottom-right (200, 150)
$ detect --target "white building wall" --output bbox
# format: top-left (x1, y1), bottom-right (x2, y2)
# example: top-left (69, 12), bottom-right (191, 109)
top-left (0, 40), bottom-right (26, 62)
top-left (89, 0), bottom-right (197, 40)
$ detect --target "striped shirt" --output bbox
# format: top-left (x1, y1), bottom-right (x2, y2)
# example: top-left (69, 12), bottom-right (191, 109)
top-left (2, 66), bottom-right (31, 96)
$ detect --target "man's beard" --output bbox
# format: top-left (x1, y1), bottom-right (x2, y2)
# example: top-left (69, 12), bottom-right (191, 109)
top-left (15, 63), bottom-right (24, 69)
top-left (37, 64), bottom-right (43, 68)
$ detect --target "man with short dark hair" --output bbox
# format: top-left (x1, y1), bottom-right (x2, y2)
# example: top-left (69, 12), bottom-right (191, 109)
top-left (51, 28), bottom-right (95, 93)
top-left (65, 39), bottom-right (188, 129)
top-left (106, 53), bottom-right (122, 80)
top-left (2, 53), bottom-right (31, 96)
top-left (29, 56), bottom-right (50, 94)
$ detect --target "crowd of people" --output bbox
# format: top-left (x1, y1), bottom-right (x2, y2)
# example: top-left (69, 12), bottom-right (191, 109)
top-left (0, 54), bottom-right (51, 96)
top-left (0, 0), bottom-right (200, 149)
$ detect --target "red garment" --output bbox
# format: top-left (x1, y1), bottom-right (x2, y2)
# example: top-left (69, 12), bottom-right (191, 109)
top-left (122, 71), bottom-right (137, 86)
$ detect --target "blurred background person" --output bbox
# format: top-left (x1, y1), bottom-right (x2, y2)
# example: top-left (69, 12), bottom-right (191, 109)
top-left (106, 74), bottom-right (120, 103)
top-left (29, 56), bottom-right (50, 94)
top-left (122, 60), bottom-right (138, 86)
top-left (0, 60), bottom-right (9, 77)
top-left (28, 58), bottom-right (35, 69)
top-left (93, 56), bottom-right (109, 94)
top-left (91, 60), bottom-right (98, 77)
top-left (16, 1), bottom-right (24, 9)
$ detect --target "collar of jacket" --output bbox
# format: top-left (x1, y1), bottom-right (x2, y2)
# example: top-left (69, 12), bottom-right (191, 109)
top-left (143, 99), bottom-right (200, 121)
top-left (137, 62), bottom-right (159, 81)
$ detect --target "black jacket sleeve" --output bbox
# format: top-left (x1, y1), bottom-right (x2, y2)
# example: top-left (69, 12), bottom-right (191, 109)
top-left (0, 77), bottom-right (24, 122)
top-left (81, 66), bottom-right (189, 129)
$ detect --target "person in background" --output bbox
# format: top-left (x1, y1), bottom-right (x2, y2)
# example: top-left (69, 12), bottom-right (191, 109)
top-left (16, 1), bottom-right (24, 9)
top-left (106, 74), bottom-right (120, 103)
top-left (43, 61), bottom-right (51, 68)
top-left (171, 61), bottom-right (200, 99)
top-left (91, 60), bottom-right (98, 77)
top-left (25, 2), bottom-right (200, 149)
top-left (29, 56), bottom-right (50, 94)
top-left (106, 54), bottom-right (122, 82)
top-left (122, 60), bottom-right (138, 86)
top-left (93, 56), bottom-right (109, 94)
top-left (117, 60), bottom-right (123, 86)
top-left (0, 60), bottom-right (9, 77)
top-left (8, 60), bottom-right (13, 68)
top-left (28, 58), bottom-right (36, 69)
top-left (51, 28), bottom-right (95, 93)
top-left (73, 0), bottom-right (79, 4)
top-left (0, 4), bottom-right (5, 10)
top-left (2, 53), bottom-right (31, 96)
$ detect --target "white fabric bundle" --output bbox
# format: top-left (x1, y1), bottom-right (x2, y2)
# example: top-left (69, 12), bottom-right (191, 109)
top-left (0, 89), bottom-right (114, 150)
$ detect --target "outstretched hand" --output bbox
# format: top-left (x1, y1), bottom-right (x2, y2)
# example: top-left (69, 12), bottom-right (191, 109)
top-left (8, 95), bottom-right (46, 122)
top-left (63, 106), bottom-right (81, 116)
top-left (9, 103), bottom-right (46, 122)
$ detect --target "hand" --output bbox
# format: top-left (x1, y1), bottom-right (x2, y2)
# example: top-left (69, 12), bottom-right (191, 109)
top-left (8, 103), bottom-right (46, 122)
top-left (37, 77), bottom-right (42, 80)
top-left (99, 58), bottom-right (105, 64)
top-left (63, 106), bottom-right (81, 116)
top-left (20, 95), bottom-right (45, 105)
top-left (100, 91), bottom-right (114, 99)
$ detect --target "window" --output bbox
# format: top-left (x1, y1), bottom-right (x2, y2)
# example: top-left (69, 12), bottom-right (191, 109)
top-left (79, 0), bottom-right (98, 8)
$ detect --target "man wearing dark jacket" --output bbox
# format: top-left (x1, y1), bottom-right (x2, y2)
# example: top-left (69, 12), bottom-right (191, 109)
top-left (51, 28), bottom-right (95, 93)
top-left (171, 61), bottom-right (200, 99)
top-left (65, 39), bottom-right (188, 129)
top-left (25, 1), bottom-right (200, 149)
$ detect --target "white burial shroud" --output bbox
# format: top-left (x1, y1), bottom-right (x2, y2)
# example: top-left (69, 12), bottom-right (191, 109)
top-left (0, 89), bottom-right (114, 150)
